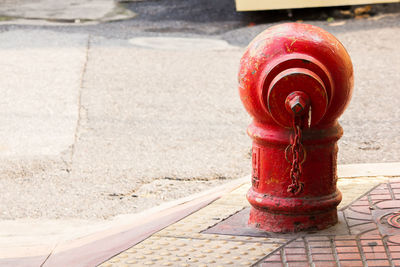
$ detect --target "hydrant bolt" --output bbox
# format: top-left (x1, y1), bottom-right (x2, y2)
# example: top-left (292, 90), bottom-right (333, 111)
top-left (285, 91), bottom-right (310, 116)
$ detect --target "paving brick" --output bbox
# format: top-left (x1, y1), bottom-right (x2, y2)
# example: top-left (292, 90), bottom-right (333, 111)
top-left (376, 184), bottom-right (389, 189)
top-left (361, 240), bottom-right (383, 248)
top-left (264, 253), bottom-right (281, 261)
top-left (308, 241), bottom-right (331, 248)
top-left (370, 189), bottom-right (391, 195)
top-left (335, 240), bottom-right (358, 247)
top-left (335, 235), bottom-right (358, 240)
top-left (376, 200), bottom-right (400, 209)
top-left (338, 253), bottom-right (361, 260)
top-left (364, 252), bottom-right (388, 260)
top-left (336, 246), bottom-right (360, 253)
top-left (360, 234), bottom-right (382, 240)
top-left (260, 262), bottom-right (283, 267)
top-left (286, 254), bottom-right (308, 262)
top-left (351, 200), bottom-right (370, 206)
top-left (388, 235), bottom-right (400, 244)
top-left (339, 260), bottom-right (364, 267)
top-left (388, 245), bottom-right (400, 252)
top-left (286, 241), bottom-right (305, 248)
top-left (359, 231), bottom-right (381, 238)
top-left (313, 261), bottom-right (337, 267)
top-left (366, 259), bottom-right (390, 266)
top-left (392, 259), bottom-right (400, 266)
top-left (362, 245), bottom-right (385, 253)
top-left (390, 183), bottom-right (400, 189)
top-left (390, 252), bottom-right (400, 259)
top-left (391, 188), bottom-right (400, 194)
top-left (344, 209), bottom-right (374, 220)
top-left (306, 236), bottom-right (330, 241)
top-left (287, 262), bottom-right (309, 267)
top-left (310, 247), bottom-right (333, 254)
top-left (350, 223), bottom-right (377, 234)
top-left (349, 206), bottom-right (371, 214)
top-left (370, 194), bottom-right (392, 201)
top-left (284, 247), bottom-right (306, 254)
top-left (346, 218), bottom-right (371, 227)
top-left (312, 254), bottom-right (334, 261)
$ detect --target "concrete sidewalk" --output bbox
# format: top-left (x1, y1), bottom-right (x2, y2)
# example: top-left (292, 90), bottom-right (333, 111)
top-left (1, 24), bottom-right (400, 223)
top-left (0, 30), bottom-right (249, 221)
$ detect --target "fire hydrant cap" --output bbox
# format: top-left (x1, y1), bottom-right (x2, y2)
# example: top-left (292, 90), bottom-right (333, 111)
top-left (239, 23), bottom-right (354, 127)
top-left (268, 67), bottom-right (328, 127)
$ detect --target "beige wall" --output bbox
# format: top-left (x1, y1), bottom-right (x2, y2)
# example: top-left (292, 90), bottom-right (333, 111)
top-left (236, 0), bottom-right (400, 11)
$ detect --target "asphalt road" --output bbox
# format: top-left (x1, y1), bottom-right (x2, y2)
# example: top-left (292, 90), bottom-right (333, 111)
top-left (3, 1), bottom-right (400, 42)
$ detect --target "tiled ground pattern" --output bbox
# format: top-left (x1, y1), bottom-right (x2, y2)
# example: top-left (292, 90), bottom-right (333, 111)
top-left (101, 177), bottom-right (396, 267)
top-left (260, 179), bottom-right (400, 267)
top-left (100, 184), bottom-right (288, 266)
top-left (102, 236), bottom-right (283, 266)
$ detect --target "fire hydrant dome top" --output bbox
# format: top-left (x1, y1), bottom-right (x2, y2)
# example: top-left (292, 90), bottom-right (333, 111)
top-left (239, 23), bottom-right (354, 127)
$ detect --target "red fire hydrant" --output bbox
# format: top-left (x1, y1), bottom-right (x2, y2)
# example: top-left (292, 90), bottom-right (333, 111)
top-left (239, 23), bottom-right (353, 232)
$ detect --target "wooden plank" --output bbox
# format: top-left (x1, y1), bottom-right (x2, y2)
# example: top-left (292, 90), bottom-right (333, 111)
top-left (235, 0), bottom-right (400, 11)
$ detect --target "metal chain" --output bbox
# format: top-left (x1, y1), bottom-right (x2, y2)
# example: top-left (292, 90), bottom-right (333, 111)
top-left (287, 117), bottom-right (304, 195)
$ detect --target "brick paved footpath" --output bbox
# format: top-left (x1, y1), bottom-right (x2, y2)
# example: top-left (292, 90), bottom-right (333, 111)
top-left (262, 180), bottom-right (400, 267)
top-left (99, 176), bottom-right (400, 267)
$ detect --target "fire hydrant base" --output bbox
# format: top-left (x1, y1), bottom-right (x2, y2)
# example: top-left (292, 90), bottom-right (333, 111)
top-left (248, 206), bottom-right (338, 233)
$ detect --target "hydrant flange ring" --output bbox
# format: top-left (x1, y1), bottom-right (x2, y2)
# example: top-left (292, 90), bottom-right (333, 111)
top-left (267, 68), bottom-right (328, 128)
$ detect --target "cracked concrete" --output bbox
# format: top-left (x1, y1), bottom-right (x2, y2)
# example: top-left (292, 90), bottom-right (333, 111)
top-left (68, 34), bottom-right (92, 171)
